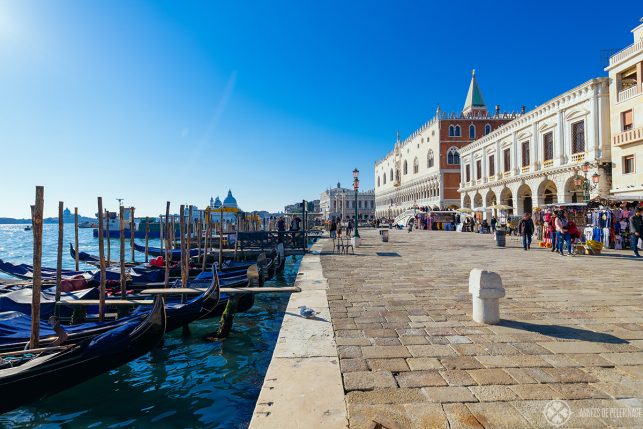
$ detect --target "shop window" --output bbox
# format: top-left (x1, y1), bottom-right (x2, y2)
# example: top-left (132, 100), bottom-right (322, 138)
top-left (503, 148), bottom-right (511, 172)
top-left (427, 150), bottom-right (434, 168)
top-left (572, 121), bottom-right (585, 154)
top-left (623, 155), bottom-right (635, 174)
top-left (488, 155), bottom-right (495, 176)
top-left (447, 147), bottom-right (460, 165)
top-left (484, 124), bottom-right (492, 135)
top-left (521, 141), bottom-right (530, 167)
top-left (622, 110), bottom-right (633, 132)
top-left (476, 159), bottom-right (482, 180)
top-left (469, 125), bottom-right (476, 139)
top-left (543, 132), bottom-right (554, 161)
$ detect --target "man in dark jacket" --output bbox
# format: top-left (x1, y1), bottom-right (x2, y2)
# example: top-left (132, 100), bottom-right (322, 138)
top-left (630, 207), bottom-right (642, 258)
top-left (518, 212), bottom-right (535, 250)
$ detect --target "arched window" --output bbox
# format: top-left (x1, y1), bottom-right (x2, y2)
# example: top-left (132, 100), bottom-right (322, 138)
top-left (469, 124), bottom-right (476, 139)
top-left (427, 150), bottom-right (434, 168)
top-left (413, 157), bottom-right (419, 174)
top-left (403, 160), bottom-right (408, 175)
top-left (389, 169), bottom-right (393, 181)
top-left (447, 147), bottom-right (460, 165)
top-left (377, 176), bottom-right (380, 187)
top-left (448, 125), bottom-right (454, 137)
top-left (383, 174), bottom-right (386, 184)
top-left (454, 125), bottom-right (461, 137)
top-left (484, 124), bottom-right (492, 135)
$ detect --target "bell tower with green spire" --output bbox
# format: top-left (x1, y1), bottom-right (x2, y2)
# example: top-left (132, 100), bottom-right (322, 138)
top-left (462, 69), bottom-right (487, 116)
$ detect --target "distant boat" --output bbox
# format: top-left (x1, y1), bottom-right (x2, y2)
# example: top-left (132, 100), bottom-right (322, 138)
top-left (23, 226), bottom-right (31, 231)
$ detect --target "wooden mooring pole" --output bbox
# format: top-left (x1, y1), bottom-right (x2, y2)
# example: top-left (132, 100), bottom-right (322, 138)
top-left (29, 186), bottom-right (44, 349)
top-left (106, 210), bottom-right (111, 265)
top-left (74, 207), bottom-right (79, 271)
top-left (179, 204), bottom-right (187, 287)
top-left (119, 205), bottom-right (126, 298)
top-left (97, 197), bottom-right (106, 322)
top-left (55, 201), bottom-right (64, 304)
top-left (130, 206), bottom-right (135, 263)
top-left (164, 202), bottom-right (170, 289)
top-left (145, 218), bottom-right (149, 263)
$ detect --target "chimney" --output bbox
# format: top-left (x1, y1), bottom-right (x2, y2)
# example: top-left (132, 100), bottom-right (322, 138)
top-left (495, 105), bottom-right (500, 115)
top-left (521, 105), bottom-right (526, 114)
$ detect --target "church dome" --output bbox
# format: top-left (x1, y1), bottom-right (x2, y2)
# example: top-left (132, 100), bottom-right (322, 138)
top-left (223, 190), bottom-right (237, 208)
top-left (213, 196), bottom-right (222, 208)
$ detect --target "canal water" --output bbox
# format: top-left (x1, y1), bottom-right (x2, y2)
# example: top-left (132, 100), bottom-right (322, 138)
top-left (0, 224), bottom-right (299, 428)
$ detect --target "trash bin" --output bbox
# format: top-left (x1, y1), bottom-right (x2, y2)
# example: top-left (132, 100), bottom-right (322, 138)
top-left (380, 229), bottom-right (389, 242)
top-left (495, 229), bottom-right (506, 247)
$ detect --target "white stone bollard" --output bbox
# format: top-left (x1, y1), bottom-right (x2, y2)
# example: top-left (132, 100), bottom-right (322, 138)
top-left (351, 236), bottom-right (361, 247)
top-left (469, 269), bottom-right (505, 324)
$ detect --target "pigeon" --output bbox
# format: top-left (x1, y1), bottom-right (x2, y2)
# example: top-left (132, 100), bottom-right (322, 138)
top-left (298, 305), bottom-right (318, 319)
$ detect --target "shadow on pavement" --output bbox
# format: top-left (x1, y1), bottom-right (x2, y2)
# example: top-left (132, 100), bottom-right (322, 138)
top-left (498, 319), bottom-right (628, 344)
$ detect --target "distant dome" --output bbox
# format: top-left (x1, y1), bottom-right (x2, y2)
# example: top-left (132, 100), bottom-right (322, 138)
top-left (213, 196), bottom-right (222, 209)
top-left (223, 190), bottom-right (237, 208)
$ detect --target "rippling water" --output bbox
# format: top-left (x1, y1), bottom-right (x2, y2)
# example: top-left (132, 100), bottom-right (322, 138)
top-left (0, 224), bottom-right (300, 428)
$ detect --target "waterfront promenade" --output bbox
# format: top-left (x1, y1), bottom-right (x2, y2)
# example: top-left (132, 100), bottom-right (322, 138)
top-left (321, 229), bottom-right (643, 428)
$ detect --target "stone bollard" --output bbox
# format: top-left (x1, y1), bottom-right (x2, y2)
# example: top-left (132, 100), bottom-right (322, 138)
top-left (469, 269), bottom-right (505, 324)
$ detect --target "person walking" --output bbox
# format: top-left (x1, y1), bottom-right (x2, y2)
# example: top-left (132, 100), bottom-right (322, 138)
top-left (630, 207), bottom-right (642, 258)
top-left (346, 218), bottom-right (354, 236)
top-left (555, 211), bottom-right (572, 256)
top-left (549, 212), bottom-right (558, 253)
top-left (490, 216), bottom-right (497, 233)
top-left (518, 213), bottom-right (535, 250)
top-left (329, 217), bottom-right (337, 239)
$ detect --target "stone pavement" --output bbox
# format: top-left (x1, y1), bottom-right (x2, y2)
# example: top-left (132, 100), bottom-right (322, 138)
top-left (320, 229), bottom-right (643, 429)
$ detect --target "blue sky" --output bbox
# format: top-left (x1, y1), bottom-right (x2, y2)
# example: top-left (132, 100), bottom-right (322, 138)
top-left (0, 1), bottom-right (640, 217)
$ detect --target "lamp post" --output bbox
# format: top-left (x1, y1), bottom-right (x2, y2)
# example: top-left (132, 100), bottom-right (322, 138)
top-left (575, 162), bottom-right (600, 203)
top-left (353, 168), bottom-right (360, 239)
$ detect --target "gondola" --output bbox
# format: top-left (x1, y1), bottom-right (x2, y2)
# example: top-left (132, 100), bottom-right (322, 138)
top-left (0, 259), bottom-right (92, 282)
top-left (0, 268), bottom-right (222, 352)
top-left (68, 243), bottom-right (100, 263)
top-left (0, 294), bottom-right (166, 413)
top-left (133, 242), bottom-right (199, 259)
top-left (0, 287), bottom-right (99, 321)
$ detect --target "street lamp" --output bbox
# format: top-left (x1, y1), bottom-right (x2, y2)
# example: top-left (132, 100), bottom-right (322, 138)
top-left (575, 162), bottom-right (600, 203)
top-left (353, 168), bottom-right (360, 238)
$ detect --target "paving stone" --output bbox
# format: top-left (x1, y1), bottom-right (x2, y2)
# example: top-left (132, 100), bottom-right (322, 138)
top-left (346, 388), bottom-right (427, 405)
top-left (509, 384), bottom-right (558, 400)
top-left (439, 370), bottom-right (477, 386)
top-left (601, 352), bottom-right (643, 366)
top-left (340, 358), bottom-right (369, 373)
top-left (406, 358), bottom-right (443, 370)
top-left (439, 356), bottom-right (483, 370)
top-left (466, 402), bottom-right (531, 429)
top-left (475, 354), bottom-right (550, 368)
top-left (406, 345), bottom-right (457, 358)
top-left (361, 346), bottom-right (411, 359)
top-left (511, 342), bottom-right (553, 355)
top-left (400, 336), bottom-right (429, 345)
top-left (503, 368), bottom-right (539, 384)
top-left (467, 369), bottom-right (516, 385)
top-left (570, 354), bottom-right (615, 367)
top-left (372, 337), bottom-right (402, 346)
top-left (540, 353), bottom-right (584, 367)
top-left (395, 370), bottom-right (447, 388)
top-left (421, 386), bottom-right (478, 403)
top-left (548, 383), bottom-right (611, 400)
top-left (367, 358), bottom-right (410, 372)
top-left (543, 367), bottom-right (599, 383)
top-left (446, 335), bottom-right (472, 344)
top-left (336, 337), bottom-right (372, 346)
top-left (343, 370), bottom-right (397, 391)
top-left (338, 345), bottom-right (363, 359)
top-left (538, 342), bottom-right (610, 354)
top-left (591, 381), bottom-right (643, 399)
top-left (442, 403), bottom-right (484, 429)
top-left (469, 385), bottom-right (519, 402)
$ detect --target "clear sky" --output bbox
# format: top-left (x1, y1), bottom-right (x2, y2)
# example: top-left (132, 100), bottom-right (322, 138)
top-left (0, 1), bottom-right (640, 217)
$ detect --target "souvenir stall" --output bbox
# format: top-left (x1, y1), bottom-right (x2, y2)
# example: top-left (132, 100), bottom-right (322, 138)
top-left (584, 199), bottom-right (642, 252)
top-left (536, 203), bottom-right (589, 249)
top-left (429, 211), bottom-right (457, 231)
